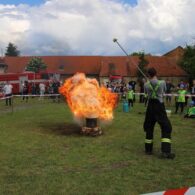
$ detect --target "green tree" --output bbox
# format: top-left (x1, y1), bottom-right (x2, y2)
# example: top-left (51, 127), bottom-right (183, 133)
top-left (5, 42), bottom-right (20, 56)
top-left (179, 44), bottom-right (195, 79)
top-left (26, 57), bottom-right (47, 73)
top-left (136, 52), bottom-right (149, 79)
top-left (130, 52), bottom-right (151, 56)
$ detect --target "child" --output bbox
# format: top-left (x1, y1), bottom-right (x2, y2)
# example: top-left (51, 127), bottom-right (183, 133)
top-left (175, 84), bottom-right (187, 114)
top-left (184, 101), bottom-right (195, 118)
top-left (121, 91), bottom-right (127, 102)
top-left (127, 85), bottom-right (134, 108)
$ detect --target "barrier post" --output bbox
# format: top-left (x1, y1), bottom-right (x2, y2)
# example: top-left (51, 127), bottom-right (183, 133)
top-left (11, 95), bottom-right (14, 114)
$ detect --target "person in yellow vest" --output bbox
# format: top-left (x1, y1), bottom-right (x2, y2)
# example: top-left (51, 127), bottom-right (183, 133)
top-left (184, 101), bottom-right (195, 118)
top-left (127, 85), bottom-right (134, 108)
top-left (175, 84), bottom-right (187, 114)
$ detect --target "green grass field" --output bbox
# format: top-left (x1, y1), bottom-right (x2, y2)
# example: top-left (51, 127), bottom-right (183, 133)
top-left (0, 97), bottom-right (195, 195)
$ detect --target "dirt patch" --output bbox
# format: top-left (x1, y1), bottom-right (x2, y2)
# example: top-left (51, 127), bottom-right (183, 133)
top-left (39, 122), bottom-right (81, 136)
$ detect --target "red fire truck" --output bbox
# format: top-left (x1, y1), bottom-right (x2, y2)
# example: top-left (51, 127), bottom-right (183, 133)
top-left (0, 72), bottom-right (50, 97)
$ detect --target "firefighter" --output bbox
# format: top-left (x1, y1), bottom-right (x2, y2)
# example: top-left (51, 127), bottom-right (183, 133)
top-left (144, 68), bottom-right (175, 159)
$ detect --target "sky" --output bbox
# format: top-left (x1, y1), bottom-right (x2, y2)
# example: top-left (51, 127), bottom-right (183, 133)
top-left (0, 0), bottom-right (45, 6)
top-left (0, 0), bottom-right (195, 56)
top-left (0, 0), bottom-right (137, 6)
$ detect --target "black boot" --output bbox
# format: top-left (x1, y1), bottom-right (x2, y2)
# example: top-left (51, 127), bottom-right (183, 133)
top-left (160, 152), bottom-right (175, 159)
top-left (145, 143), bottom-right (153, 155)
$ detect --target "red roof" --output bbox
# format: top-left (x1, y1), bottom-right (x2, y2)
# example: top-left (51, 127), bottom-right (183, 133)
top-left (4, 56), bottom-right (101, 74)
top-left (127, 56), bottom-right (186, 77)
top-left (100, 56), bottom-right (129, 77)
top-left (3, 55), bottom-right (187, 77)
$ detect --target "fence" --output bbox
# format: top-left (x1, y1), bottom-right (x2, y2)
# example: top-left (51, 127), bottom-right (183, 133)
top-left (0, 93), bottom-right (195, 114)
top-left (0, 94), bottom-right (61, 114)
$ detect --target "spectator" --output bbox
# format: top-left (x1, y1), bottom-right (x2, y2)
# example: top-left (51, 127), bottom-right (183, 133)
top-left (185, 82), bottom-right (190, 106)
top-left (52, 80), bottom-right (61, 102)
top-left (22, 81), bottom-right (29, 102)
top-left (175, 84), bottom-right (187, 114)
top-left (177, 80), bottom-right (185, 88)
top-left (165, 79), bottom-right (174, 106)
top-left (129, 80), bottom-right (136, 102)
top-left (129, 80), bottom-right (136, 91)
top-left (3, 81), bottom-right (13, 106)
top-left (191, 79), bottom-right (195, 102)
top-left (177, 80), bottom-right (189, 106)
top-left (31, 83), bottom-right (36, 97)
top-left (48, 81), bottom-right (54, 100)
top-left (39, 82), bottom-right (46, 100)
top-left (107, 84), bottom-right (112, 92)
top-left (184, 101), bottom-right (195, 118)
top-left (127, 85), bottom-right (134, 108)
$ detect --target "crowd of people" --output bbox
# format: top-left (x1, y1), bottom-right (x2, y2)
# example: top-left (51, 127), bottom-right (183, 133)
top-left (1, 77), bottom-right (195, 114)
top-left (105, 77), bottom-right (195, 115)
top-left (21, 79), bottom-right (61, 102)
top-left (0, 79), bottom-right (62, 106)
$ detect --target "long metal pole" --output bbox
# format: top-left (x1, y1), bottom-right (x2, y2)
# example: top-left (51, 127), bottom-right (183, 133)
top-left (113, 38), bottom-right (148, 80)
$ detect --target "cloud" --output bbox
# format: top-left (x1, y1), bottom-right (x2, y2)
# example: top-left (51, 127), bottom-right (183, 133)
top-left (0, 0), bottom-right (195, 55)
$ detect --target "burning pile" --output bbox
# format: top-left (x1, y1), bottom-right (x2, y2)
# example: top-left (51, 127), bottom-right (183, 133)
top-left (59, 73), bottom-right (118, 136)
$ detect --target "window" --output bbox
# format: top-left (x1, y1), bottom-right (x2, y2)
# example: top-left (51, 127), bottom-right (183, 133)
top-left (58, 64), bottom-right (64, 70)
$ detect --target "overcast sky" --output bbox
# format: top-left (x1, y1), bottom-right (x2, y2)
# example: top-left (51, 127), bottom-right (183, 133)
top-left (0, 0), bottom-right (195, 56)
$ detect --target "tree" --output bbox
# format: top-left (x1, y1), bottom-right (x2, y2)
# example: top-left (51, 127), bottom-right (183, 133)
top-left (26, 57), bottom-right (47, 73)
top-left (5, 42), bottom-right (20, 56)
top-left (130, 52), bottom-right (151, 56)
top-left (179, 44), bottom-right (195, 80)
top-left (136, 52), bottom-right (149, 79)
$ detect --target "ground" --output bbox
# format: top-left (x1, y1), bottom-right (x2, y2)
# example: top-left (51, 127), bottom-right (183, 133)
top-left (0, 97), bottom-right (195, 195)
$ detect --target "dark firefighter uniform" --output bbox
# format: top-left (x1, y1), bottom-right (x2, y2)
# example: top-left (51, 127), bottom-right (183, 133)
top-left (144, 80), bottom-right (174, 157)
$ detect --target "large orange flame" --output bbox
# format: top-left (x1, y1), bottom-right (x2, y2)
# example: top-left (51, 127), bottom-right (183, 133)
top-left (59, 73), bottom-right (118, 120)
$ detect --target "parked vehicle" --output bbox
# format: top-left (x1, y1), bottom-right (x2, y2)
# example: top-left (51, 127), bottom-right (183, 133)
top-left (0, 72), bottom-right (50, 95)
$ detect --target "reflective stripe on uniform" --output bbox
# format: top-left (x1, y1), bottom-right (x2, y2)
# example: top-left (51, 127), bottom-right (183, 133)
top-left (145, 139), bottom-right (153, 144)
top-left (161, 138), bottom-right (171, 143)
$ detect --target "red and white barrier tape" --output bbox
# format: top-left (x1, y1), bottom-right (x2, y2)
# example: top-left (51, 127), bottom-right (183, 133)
top-left (142, 186), bottom-right (195, 195)
top-left (133, 93), bottom-right (195, 97)
top-left (108, 92), bottom-right (195, 97)
top-left (1, 93), bottom-right (195, 101)
top-left (14, 94), bottom-right (60, 97)
top-left (0, 94), bottom-right (60, 100)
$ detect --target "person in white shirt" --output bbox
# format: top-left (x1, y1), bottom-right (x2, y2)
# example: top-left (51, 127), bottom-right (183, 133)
top-left (3, 81), bottom-right (13, 106)
top-left (39, 83), bottom-right (45, 100)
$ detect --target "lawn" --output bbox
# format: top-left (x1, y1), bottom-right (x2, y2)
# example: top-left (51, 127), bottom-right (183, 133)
top-left (0, 97), bottom-right (195, 195)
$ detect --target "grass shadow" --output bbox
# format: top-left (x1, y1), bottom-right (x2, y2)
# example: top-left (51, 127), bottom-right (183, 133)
top-left (39, 121), bottom-right (81, 136)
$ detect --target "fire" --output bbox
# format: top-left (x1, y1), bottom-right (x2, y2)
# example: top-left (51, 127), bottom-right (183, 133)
top-left (59, 73), bottom-right (118, 120)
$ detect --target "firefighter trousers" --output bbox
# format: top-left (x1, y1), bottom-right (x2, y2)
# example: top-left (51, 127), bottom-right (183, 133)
top-left (144, 99), bottom-right (172, 153)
